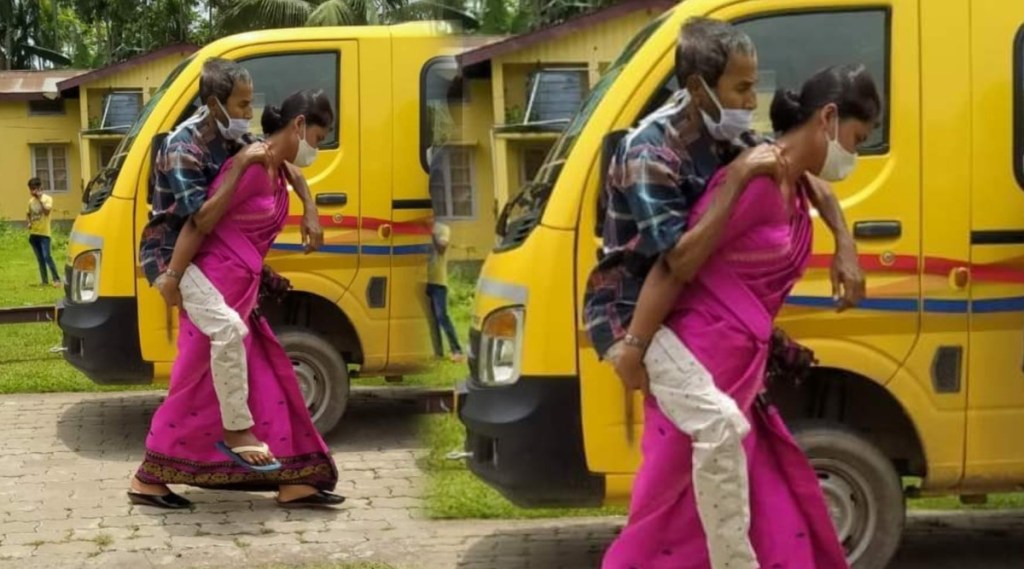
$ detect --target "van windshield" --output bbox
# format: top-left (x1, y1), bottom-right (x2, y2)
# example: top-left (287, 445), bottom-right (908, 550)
top-left (82, 55), bottom-right (194, 213)
top-left (496, 11), bottom-right (670, 240)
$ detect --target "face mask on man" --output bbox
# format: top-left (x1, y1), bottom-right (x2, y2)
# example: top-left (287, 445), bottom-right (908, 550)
top-left (819, 116), bottom-right (857, 182)
top-left (292, 122), bottom-right (318, 168)
top-left (698, 77), bottom-right (753, 141)
top-left (214, 98), bottom-right (250, 141)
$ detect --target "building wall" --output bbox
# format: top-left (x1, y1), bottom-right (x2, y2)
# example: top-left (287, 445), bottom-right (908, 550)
top-left (444, 78), bottom-right (497, 261)
top-left (0, 99), bottom-right (83, 222)
top-left (79, 51), bottom-right (192, 184)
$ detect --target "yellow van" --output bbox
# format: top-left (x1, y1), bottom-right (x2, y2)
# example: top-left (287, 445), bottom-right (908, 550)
top-left (59, 22), bottom-right (464, 434)
top-left (458, 0), bottom-right (1024, 566)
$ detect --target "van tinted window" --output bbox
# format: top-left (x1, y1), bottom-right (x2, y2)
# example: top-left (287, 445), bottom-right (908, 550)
top-left (1015, 26), bottom-right (1024, 189)
top-left (736, 10), bottom-right (889, 153)
top-left (241, 52), bottom-right (340, 148)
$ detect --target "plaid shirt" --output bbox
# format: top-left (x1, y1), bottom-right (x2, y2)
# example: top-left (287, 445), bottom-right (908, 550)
top-left (583, 91), bottom-right (761, 358)
top-left (138, 111), bottom-right (255, 285)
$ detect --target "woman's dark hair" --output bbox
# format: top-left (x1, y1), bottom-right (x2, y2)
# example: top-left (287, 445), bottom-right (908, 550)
top-left (769, 64), bottom-right (881, 134)
top-left (261, 89), bottom-right (334, 135)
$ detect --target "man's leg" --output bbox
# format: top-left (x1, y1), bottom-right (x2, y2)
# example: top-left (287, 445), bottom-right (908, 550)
top-left (643, 327), bottom-right (757, 569)
top-left (426, 284), bottom-right (445, 357)
top-left (436, 285), bottom-right (463, 355)
top-left (178, 266), bottom-right (262, 448)
top-left (39, 236), bottom-right (61, 284)
top-left (28, 235), bottom-right (47, 284)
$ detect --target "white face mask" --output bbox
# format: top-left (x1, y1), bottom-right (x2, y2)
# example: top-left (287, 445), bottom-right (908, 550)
top-left (292, 122), bottom-right (318, 168)
top-left (698, 77), bottom-right (753, 141)
top-left (214, 98), bottom-right (250, 141)
top-left (819, 117), bottom-right (858, 182)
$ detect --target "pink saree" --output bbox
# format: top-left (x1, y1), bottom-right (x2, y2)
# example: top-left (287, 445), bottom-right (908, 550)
top-left (602, 173), bottom-right (848, 568)
top-left (136, 161), bottom-right (338, 491)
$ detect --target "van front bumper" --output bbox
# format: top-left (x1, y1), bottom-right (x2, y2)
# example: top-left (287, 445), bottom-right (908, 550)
top-left (59, 291), bottom-right (152, 385)
top-left (457, 375), bottom-right (605, 508)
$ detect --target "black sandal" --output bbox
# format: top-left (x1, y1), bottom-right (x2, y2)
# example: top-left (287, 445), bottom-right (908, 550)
top-left (127, 490), bottom-right (193, 510)
top-left (276, 490), bottom-right (346, 508)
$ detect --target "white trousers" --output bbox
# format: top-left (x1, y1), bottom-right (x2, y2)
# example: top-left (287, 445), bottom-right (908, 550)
top-left (179, 264), bottom-right (253, 431)
top-left (609, 327), bottom-right (758, 569)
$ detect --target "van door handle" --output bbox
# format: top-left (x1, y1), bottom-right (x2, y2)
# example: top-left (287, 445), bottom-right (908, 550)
top-left (853, 220), bottom-right (901, 240)
top-left (316, 193), bottom-right (348, 207)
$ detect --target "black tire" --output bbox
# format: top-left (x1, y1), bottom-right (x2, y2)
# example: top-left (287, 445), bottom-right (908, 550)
top-left (276, 327), bottom-right (349, 436)
top-left (791, 422), bottom-right (905, 569)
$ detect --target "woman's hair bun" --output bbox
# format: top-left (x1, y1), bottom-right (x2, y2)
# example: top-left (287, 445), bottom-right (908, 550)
top-left (261, 104), bottom-right (284, 134)
top-left (769, 88), bottom-right (803, 134)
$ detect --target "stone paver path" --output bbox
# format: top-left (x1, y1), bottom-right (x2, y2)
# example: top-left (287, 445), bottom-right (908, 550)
top-left (1, 392), bottom-right (1023, 569)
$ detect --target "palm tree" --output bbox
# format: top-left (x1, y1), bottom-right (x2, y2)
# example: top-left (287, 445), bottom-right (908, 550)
top-left (0, 0), bottom-right (72, 70)
top-left (220, 0), bottom-right (478, 32)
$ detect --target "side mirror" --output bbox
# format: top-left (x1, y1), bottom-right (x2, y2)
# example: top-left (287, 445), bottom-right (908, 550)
top-left (595, 129), bottom-right (627, 240)
top-left (147, 132), bottom-right (169, 205)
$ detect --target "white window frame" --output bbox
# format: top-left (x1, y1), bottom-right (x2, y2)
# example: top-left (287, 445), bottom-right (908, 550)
top-left (31, 145), bottom-right (70, 193)
top-left (433, 146), bottom-right (477, 220)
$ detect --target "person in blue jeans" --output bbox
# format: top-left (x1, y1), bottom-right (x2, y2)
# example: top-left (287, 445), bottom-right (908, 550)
top-left (427, 222), bottom-right (464, 362)
top-left (26, 177), bottom-right (61, 288)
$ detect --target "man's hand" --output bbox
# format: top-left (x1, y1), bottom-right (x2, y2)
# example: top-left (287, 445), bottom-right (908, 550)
top-left (236, 142), bottom-right (275, 169)
top-left (613, 346), bottom-right (651, 398)
top-left (736, 143), bottom-right (788, 184)
top-left (155, 273), bottom-right (182, 308)
top-left (831, 239), bottom-right (865, 311)
top-left (300, 208), bottom-right (324, 254)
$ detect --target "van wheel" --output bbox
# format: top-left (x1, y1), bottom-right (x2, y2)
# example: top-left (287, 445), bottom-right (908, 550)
top-left (276, 327), bottom-right (349, 435)
top-left (792, 423), bottom-right (905, 569)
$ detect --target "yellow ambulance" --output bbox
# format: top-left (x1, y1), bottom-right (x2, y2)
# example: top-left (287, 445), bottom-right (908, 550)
top-left (60, 22), bottom-right (464, 434)
top-left (458, 0), bottom-right (1024, 567)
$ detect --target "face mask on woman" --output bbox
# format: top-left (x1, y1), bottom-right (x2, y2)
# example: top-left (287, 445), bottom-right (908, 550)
top-left (292, 122), bottom-right (318, 168)
top-left (214, 98), bottom-right (250, 141)
top-left (699, 77), bottom-right (753, 142)
top-left (819, 117), bottom-right (857, 182)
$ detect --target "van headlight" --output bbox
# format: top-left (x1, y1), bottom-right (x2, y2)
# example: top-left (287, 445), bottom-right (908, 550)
top-left (71, 250), bottom-right (101, 304)
top-left (477, 306), bottom-right (524, 386)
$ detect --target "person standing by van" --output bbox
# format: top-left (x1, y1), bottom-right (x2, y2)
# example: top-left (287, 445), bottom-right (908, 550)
top-left (131, 58), bottom-right (323, 505)
top-left (427, 220), bottom-right (465, 362)
top-left (584, 17), bottom-right (864, 569)
top-left (26, 177), bottom-right (62, 288)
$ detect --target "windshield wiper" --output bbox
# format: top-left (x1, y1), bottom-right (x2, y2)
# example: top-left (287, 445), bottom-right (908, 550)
top-left (496, 180), bottom-right (552, 237)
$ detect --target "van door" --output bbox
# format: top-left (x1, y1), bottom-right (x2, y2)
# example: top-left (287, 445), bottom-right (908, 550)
top-left (577, 2), bottom-right (921, 477)
top-left (136, 42), bottom-right (360, 363)
top-left (963, 3), bottom-right (1024, 485)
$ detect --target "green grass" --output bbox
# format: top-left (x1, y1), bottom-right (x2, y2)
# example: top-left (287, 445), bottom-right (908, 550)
top-left (419, 413), bottom-right (627, 520)
top-left (0, 225), bottom-right (69, 308)
top-left (0, 225), bottom-right (154, 394)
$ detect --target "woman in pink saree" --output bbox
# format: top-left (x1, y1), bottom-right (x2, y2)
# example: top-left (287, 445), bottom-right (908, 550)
top-left (603, 65), bottom-right (882, 568)
top-left (128, 90), bottom-right (343, 509)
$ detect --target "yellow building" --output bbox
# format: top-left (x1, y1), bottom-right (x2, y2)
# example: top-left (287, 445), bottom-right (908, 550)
top-left (0, 44), bottom-right (197, 223)
top-left (448, 0), bottom-right (674, 259)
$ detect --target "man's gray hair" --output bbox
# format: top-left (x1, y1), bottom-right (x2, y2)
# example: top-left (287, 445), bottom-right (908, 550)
top-left (199, 57), bottom-right (252, 105)
top-left (675, 17), bottom-right (756, 88)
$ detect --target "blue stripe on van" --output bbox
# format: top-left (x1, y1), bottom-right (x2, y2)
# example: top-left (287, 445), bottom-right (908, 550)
top-left (787, 295), bottom-right (1024, 314)
top-left (270, 243), bottom-right (430, 255)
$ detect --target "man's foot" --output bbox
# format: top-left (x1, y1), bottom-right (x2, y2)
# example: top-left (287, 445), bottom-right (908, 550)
top-left (52, 281), bottom-right (62, 288)
top-left (450, 352), bottom-right (465, 363)
top-left (223, 428), bottom-right (277, 467)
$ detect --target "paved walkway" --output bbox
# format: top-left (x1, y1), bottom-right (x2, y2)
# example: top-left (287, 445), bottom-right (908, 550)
top-left (0, 392), bottom-right (1023, 568)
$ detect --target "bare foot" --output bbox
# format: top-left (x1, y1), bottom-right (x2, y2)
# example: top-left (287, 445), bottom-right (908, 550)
top-left (223, 428), bottom-right (277, 466)
top-left (129, 476), bottom-right (171, 497)
top-left (450, 352), bottom-right (465, 363)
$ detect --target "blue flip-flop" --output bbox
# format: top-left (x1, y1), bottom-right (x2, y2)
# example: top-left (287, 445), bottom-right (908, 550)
top-left (215, 440), bottom-right (282, 472)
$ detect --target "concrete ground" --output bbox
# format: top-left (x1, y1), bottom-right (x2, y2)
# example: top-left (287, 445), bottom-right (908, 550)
top-left (0, 392), bottom-right (1022, 569)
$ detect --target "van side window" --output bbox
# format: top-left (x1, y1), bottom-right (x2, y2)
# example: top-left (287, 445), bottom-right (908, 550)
top-left (736, 10), bottom-right (889, 153)
top-left (240, 52), bottom-right (340, 148)
top-left (421, 57), bottom-right (465, 172)
top-left (172, 52), bottom-right (341, 148)
top-left (1015, 26), bottom-right (1024, 189)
